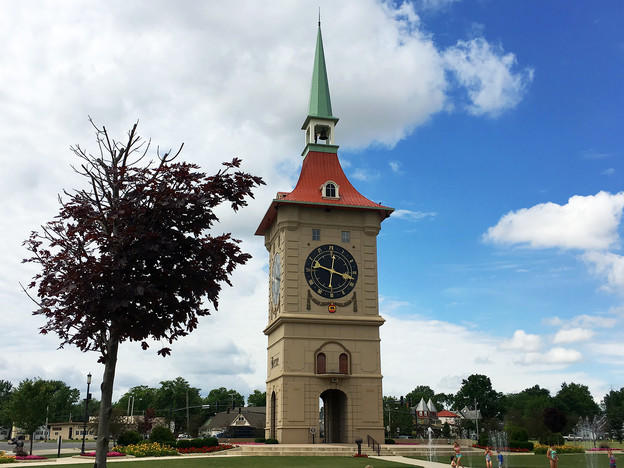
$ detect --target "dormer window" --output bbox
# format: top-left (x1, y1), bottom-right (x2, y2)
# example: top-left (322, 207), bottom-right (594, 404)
top-left (321, 180), bottom-right (339, 199)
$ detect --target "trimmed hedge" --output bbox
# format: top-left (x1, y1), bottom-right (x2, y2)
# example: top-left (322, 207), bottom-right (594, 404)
top-left (385, 438), bottom-right (395, 444)
top-left (509, 440), bottom-right (534, 450)
top-left (149, 426), bottom-right (175, 445)
top-left (176, 438), bottom-right (218, 449)
top-left (117, 430), bottom-right (143, 446)
top-left (264, 438), bottom-right (279, 444)
top-left (539, 432), bottom-right (565, 446)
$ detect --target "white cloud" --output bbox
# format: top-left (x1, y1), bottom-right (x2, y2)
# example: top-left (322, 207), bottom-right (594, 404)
top-left (602, 168), bottom-right (615, 176)
top-left (443, 38), bottom-right (534, 116)
top-left (483, 191), bottom-right (624, 250)
top-left (517, 348), bottom-right (583, 366)
top-left (389, 160), bottom-right (402, 174)
top-left (583, 251), bottom-right (624, 293)
top-left (500, 330), bottom-right (542, 352)
top-left (392, 209), bottom-right (437, 221)
top-left (553, 328), bottom-right (594, 344)
top-left (351, 167), bottom-right (380, 182)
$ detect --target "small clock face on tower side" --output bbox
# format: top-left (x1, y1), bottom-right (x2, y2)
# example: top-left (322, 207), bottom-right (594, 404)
top-left (304, 244), bottom-right (358, 299)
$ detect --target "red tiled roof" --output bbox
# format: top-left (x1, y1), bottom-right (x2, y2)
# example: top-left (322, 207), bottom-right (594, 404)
top-left (437, 410), bottom-right (460, 418)
top-left (255, 151), bottom-right (393, 235)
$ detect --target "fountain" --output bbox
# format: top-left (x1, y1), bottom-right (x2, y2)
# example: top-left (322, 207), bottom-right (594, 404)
top-left (488, 430), bottom-right (508, 468)
top-left (427, 426), bottom-right (435, 462)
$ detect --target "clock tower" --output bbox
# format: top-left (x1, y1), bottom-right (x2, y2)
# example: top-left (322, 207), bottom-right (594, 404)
top-left (256, 23), bottom-right (393, 444)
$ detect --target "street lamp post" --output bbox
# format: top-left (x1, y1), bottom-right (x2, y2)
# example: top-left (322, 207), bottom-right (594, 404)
top-left (80, 373), bottom-right (92, 455)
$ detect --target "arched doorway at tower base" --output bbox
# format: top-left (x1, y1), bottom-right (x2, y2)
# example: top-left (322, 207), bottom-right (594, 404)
top-left (320, 389), bottom-right (347, 443)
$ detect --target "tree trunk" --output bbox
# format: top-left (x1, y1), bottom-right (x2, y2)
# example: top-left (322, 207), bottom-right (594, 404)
top-left (95, 332), bottom-right (119, 468)
top-left (29, 434), bottom-right (34, 455)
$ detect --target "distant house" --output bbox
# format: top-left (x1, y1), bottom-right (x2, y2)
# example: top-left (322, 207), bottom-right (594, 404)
top-left (460, 406), bottom-right (481, 422)
top-left (200, 407), bottom-right (265, 439)
top-left (437, 410), bottom-right (461, 426)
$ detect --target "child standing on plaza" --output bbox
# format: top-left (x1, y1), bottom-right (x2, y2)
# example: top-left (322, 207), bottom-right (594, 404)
top-left (497, 450), bottom-right (504, 468)
top-left (485, 446), bottom-right (493, 468)
top-left (547, 445), bottom-right (558, 468)
top-left (608, 449), bottom-right (616, 468)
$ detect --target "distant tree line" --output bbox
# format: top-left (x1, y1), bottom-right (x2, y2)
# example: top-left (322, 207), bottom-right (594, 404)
top-left (0, 376), bottom-right (266, 442)
top-left (384, 374), bottom-right (624, 443)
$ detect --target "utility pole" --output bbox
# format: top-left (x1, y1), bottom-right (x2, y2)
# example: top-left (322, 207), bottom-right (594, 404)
top-left (474, 398), bottom-right (479, 441)
top-left (186, 390), bottom-right (190, 435)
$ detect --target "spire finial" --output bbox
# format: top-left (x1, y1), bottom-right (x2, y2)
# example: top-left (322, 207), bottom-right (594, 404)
top-left (318, 7), bottom-right (321, 27)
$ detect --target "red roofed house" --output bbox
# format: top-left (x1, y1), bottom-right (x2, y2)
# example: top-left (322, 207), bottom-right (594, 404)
top-left (256, 21), bottom-right (393, 444)
top-left (437, 410), bottom-right (462, 426)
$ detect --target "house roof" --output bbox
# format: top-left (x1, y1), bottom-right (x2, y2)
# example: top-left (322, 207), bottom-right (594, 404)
top-left (202, 407), bottom-right (266, 431)
top-left (415, 397), bottom-right (429, 412)
top-left (437, 410), bottom-right (460, 418)
top-left (427, 398), bottom-right (438, 413)
top-left (255, 151), bottom-right (393, 235)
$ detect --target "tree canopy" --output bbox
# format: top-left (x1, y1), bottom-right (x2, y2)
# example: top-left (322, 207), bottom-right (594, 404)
top-left (204, 387), bottom-right (245, 411)
top-left (23, 121), bottom-right (263, 467)
top-left (247, 390), bottom-right (266, 407)
top-left (454, 374), bottom-right (504, 420)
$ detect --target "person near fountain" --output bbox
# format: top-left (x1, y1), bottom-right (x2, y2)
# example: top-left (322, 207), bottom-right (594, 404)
top-left (454, 441), bottom-right (464, 467)
top-left (608, 448), bottom-right (616, 468)
top-left (547, 445), bottom-right (558, 468)
top-left (497, 450), bottom-right (504, 468)
top-left (485, 446), bottom-right (493, 468)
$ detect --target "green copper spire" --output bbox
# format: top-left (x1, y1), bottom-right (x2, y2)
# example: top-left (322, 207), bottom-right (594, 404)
top-left (308, 23), bottom-right (333, 119)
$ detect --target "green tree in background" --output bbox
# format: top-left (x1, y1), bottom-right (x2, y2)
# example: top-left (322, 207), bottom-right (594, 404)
top-left (503, 385), bottom-right (552, 439)
top-left (115, 385), bottom-right (158, 415)
top-left (204, 387), bottom-right (244, 412)
top-left (0, 380), bottom-right (13, 433)
top-left (454, 374), bottom-right (504, 432)
top-left (554, 382), bottom-right (600, 434)
top-left (247, 390), bottom-right (266, 407)
top-left (406, 386), bottom-right (435, 408)
top-left (154, 378), bottom-right (202, 434)
top-left (8, 379), bottom-right (78, 454)
top-left (603, 387), bottom-right (624, 442)
top-left (383, 396), bottom-right (413, 437)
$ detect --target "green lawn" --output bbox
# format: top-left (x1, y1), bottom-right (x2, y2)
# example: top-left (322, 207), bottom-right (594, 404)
top-left (413, 453), bottom-right (621, 468)
top-left (31, 456), bottom-right (415, 467)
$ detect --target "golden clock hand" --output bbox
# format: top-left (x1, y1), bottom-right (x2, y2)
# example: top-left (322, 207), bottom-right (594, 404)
top-left (328, 255), bottom-right (335, 287)
top-left (340, 272), bottom-right (354, 280)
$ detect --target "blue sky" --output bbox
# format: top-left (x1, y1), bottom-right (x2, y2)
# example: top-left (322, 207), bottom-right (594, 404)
top-left (0, 0), bottom-right (622, 403)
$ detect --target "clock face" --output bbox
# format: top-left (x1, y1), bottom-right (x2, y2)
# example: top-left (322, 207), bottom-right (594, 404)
top-left (304, 244), bottom-right (358, 299)
top-left (271, 252), bottom-right (281, 305)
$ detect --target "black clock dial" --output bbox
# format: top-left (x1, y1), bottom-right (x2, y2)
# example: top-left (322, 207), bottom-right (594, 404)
top-left (304, 244), bottom-right (358, 299)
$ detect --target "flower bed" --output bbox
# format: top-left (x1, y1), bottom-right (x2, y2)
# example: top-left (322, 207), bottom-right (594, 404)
top-left (353, 453), bottom-right (368, 458)
top-left (472, 444), bottom-right (531, 453)
top-left (14, 456), bottom-right (47, 461)
top-left (178, 444), bottom-right (234, 454)
top-left (79, 451), bottom-right (125, 457)
top-left (113, 442), bottom-right (178, 457)
top-left (534, 444), bottom-right (585, 454)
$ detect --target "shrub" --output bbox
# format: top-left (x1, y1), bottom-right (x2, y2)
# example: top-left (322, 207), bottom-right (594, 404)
top-left (113, 442), bottom-right (178, 457)
top-left (176, 438), bottom-right (218, 449)
top-left (509, 441), bottom-right (534, 451)
top-left (264, 438), bottom-right (279, 444)
top-left (255, 438), bottom-right (266, 443)
top-left (117, 430), bottom-right (143, 446)
top-left (507, 427), bottom-right (529, 442)
top-left (478, 433), bottom-right (489, 446)
top-left (539, 432), bottom-right (564, 446)
top-left (385, 438), bottom-right (395, 444)
top-left (150, 426), bottom-right (175, 445)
